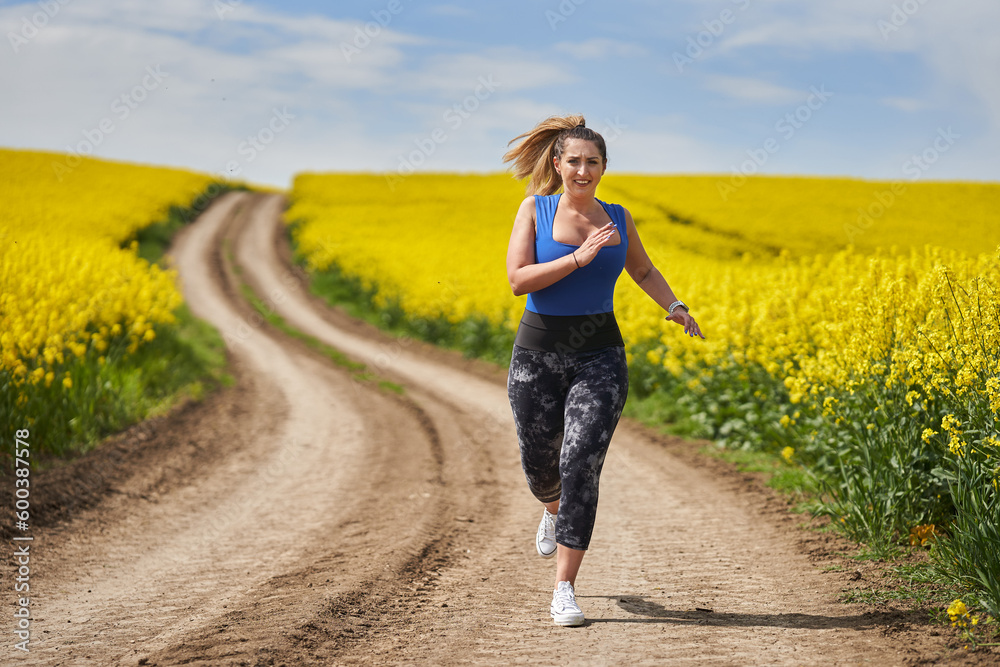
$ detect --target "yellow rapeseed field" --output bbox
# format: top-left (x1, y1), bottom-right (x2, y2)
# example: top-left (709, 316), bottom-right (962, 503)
top-left (600, 175), bottom-right (997, 259)
top-left (0, 148), bottom-right (215, 387)
top-left (287, 172), bottom-right (1000, 414)
top-left (288, 173), bottom-right (527, 327)
top-left (289, 172), bottom-right (1000, 600)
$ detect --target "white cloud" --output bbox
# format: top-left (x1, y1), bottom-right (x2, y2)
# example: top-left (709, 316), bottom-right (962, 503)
top-left (880, 97), bottom-right (924, 113)
top-left (714, 1), bottom-right (902, 54)
top-left (0, 0), bottom-right (997, 186)
top-left (702, 74), bottom-right (803, 105)
top-left (910, 2), bottom-right (1000, 137)
top-left (0, 0), bottom-right (451, 186)
top-left (695, 1), bottom-right (1000, 173)
top-left (406, 48), bottom-right (571, 96)
top-left (552, 37), bottom-right (648, 59)
top-left (603, 127), bottom-right (729, 174)
top-left (427, 5), bottom-right (476, 18)
top-left (710, 2), bottom-right (1000, 123)
top-left (719, 19), bottom-right (886, 55)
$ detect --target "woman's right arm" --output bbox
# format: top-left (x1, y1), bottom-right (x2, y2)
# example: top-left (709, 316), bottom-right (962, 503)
top-left (506, 196), bottom-right (577, 296)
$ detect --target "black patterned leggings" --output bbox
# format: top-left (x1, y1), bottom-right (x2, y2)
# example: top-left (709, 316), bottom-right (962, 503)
top-left (507, 344), bottom-right (629, 551)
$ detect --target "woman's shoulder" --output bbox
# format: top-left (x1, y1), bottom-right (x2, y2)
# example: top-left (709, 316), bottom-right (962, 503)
top-left (530, 193), bottom-right (562, 215)
top-left (597, 198), bottom-right (631, 221)
top-left (515, 195), bottom-right (538, 223)
top-left (527, 193), bottom-right (560, 208)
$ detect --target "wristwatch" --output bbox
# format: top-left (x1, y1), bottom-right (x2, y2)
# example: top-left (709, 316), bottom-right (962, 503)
top-left (667, 300), bottom-right (689, 316)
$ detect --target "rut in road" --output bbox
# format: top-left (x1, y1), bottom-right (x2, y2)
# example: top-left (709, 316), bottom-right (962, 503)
top-left (19, 192), bottom-right (933, 666)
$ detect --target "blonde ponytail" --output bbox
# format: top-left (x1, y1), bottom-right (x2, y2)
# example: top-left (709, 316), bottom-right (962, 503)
top-left (502, 115), bottom-right (607, 196)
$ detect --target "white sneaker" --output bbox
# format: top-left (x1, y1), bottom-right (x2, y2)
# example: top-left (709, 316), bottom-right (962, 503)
top-left (535, 508), bottom-right (557, 558)
top-left (550, 581), bottom-right (585, 626)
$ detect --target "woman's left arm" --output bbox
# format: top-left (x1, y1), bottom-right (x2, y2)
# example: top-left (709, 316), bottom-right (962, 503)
top-left (622, 207), bottom-right (705, 339)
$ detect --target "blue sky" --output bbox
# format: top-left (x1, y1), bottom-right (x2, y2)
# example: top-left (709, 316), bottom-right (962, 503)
top-left (2, 0), bottom-right (998, 188)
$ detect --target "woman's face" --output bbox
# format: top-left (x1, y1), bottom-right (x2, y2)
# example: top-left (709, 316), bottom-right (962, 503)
top-left (554, 138), bottom-right (606, 196)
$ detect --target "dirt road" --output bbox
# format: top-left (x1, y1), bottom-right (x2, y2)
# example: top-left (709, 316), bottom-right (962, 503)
top-left (13, 192), bottom-right (965, 665)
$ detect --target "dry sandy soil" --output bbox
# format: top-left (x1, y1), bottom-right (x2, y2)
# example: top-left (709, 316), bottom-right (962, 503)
top-left (4, 192), bottom-right (997, 666)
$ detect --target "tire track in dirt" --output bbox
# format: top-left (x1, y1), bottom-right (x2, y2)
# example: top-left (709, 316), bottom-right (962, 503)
top-left (17, 192), bottom-right (956, 666)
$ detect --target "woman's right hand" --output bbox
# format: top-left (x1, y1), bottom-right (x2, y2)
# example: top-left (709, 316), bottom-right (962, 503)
top-left (573, 222), bottom-right (618, 267)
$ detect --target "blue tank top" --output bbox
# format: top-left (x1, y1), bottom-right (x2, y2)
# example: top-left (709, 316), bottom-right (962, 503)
top-left (525, 194), bottom-right (628, 316)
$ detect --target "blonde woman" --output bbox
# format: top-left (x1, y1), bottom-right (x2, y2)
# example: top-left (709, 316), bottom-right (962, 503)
top-left (503, 115), bottom-right (704, 626)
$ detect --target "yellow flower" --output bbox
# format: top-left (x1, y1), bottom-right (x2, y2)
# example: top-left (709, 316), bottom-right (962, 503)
top-left (941, 414), bottom-right (961, 434)
top-left (1, 147), bottom-right (210, 391)
top-left (781, 446), bottom-right (794, 463)
top-left (62, 376), bottom-right (72, 389)
top-left (921, 428), bottom-right (937, 444)
top-left (987, 377), bottom-right (1000, 414)
top-left (779, 415), bottom-right (792, 428)
top-left (908, 524), bottom-right (936, 547)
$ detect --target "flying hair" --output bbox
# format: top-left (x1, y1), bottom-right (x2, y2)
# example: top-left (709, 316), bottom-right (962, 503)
top-left (502, 115), bottom-right (608, 196)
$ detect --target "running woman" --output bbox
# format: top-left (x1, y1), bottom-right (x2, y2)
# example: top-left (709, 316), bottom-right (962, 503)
top-left (503, 115), bottom-right (705, 626)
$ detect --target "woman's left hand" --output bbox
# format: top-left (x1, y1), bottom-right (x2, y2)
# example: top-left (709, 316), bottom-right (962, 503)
top-left (667, 310), bottom-right (705, 339)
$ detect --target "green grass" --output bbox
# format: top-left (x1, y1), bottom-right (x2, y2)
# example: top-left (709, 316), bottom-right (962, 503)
top-left (300, 254), bottom-right (515, 367)
top-left (225, 242), bottom-right (404, 395)
top-left (622, 386), bottom-right (822, 509)
top-left (125, 181), bottom-right (251, 264)
top-left (840, 559), bottom-right (961, 610)
top-left (705, 445), bottom-right (822, 504)
top-left (4, 301), bottom-right (230, 468)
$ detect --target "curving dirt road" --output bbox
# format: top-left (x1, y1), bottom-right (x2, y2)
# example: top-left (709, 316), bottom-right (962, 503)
top-left (13, 192), bottom-right (967, 665)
